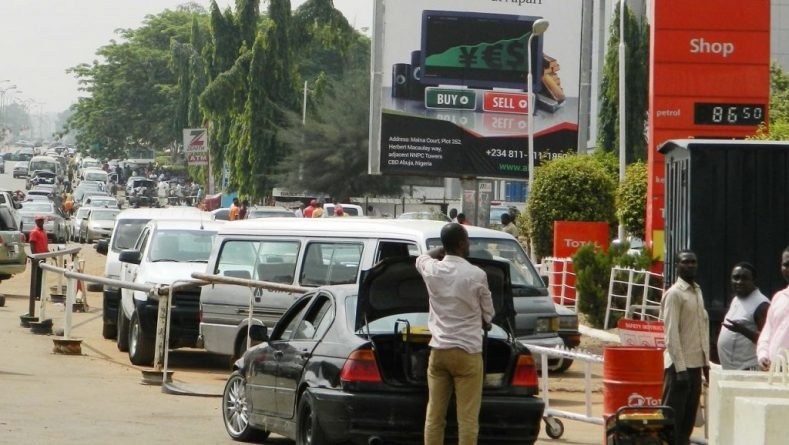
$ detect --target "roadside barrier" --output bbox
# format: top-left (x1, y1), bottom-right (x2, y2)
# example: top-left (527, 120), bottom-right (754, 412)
top-left (521, 342), bottom-right (605, 439)
top-left (23, 247), bottom-right (82, 332)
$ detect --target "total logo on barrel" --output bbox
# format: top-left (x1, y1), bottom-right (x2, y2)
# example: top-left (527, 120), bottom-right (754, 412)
top-left (627, 392), bottom-right (661, 408)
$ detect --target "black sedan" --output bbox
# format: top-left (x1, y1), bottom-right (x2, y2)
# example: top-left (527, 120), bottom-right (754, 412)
top-left (222, 257), bottom-right (545, 444)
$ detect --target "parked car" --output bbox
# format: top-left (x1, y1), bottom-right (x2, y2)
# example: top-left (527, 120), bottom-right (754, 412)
top-left (77, 207), bottom-right (120, 243)
top-left (323, 202), bottom-right (364, 216)
top-left (246, 206), bottom-right (296, 219)
top-left (211, 207), bottom-right (229, 221)
top-left (397, 211), bottom-right (451, 222)
top-left (80, 167), bottom-right (108, 185)
top-left (117, 219), bottom-right (221, 365)
top-left (95, 206), bottom-right (215, 340)
top-left (0, 189), bottom-right (23, 231)
top-left (0, 207), bottom-right (27, 280)
top-left (220, 256), bottom-right (544, 444)
top-left (12, 161), bottom-right (29, 178)
top-left (199, 219), bottom-right (566, 368)
top-left (82, 195), bottom-right (120, 209)
top-left (18, 200), bottom-right (68, 242)
top-left (25, 169), bottom-right (58, 190)
top-left (70, 207), bottom-right (91, 241)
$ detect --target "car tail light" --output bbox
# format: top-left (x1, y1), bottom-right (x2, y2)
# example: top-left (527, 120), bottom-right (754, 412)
top-left (340, 348), bottom-right (382, 383)
top-left (512, 355), bottom-right (539, 388)
top-left (0, 235), bottom-right (4, 247)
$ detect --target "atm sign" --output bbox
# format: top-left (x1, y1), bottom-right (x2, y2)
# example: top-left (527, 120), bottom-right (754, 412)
top-left (483, 91), bottom-right (530, 114)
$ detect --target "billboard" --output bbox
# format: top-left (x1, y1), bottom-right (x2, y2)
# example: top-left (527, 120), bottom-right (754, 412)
top-left (370, 0), bottom-right (583, 179)
top-left (646, 0), bottom-right (771, 253)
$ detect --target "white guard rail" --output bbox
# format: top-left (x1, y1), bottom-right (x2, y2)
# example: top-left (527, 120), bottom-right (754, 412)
top-left (521, 343), bottom-right (604, 439)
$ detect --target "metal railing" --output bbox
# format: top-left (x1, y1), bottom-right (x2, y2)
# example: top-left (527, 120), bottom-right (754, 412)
top-left (521, 342), bottom-right (605, 440)
top-left (604, 267), bottom-right (664, 330)
top-left (536, 257), bottom-right (576, 308)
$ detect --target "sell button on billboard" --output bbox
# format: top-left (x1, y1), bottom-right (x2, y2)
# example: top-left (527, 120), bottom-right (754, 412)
top-left (424, 87), bottom-right (477, 111)
top-left (483, 91), bottom-right (530, 115)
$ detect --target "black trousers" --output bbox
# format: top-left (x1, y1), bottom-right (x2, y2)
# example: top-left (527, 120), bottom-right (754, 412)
top-left (662, 365), bottom-right (702, 445)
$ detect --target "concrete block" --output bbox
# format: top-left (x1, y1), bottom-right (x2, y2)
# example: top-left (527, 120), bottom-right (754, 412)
top-left (733, 397), bottom-right (789, 445)
top-left (709, 380), bottom-right (789, 445)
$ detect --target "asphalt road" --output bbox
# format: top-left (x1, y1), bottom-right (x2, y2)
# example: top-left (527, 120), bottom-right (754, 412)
top-left (0, 154), bottom-right (609, 445)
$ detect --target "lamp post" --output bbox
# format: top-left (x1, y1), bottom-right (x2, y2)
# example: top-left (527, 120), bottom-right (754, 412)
top-left (527, 19), bottom-right (550, 193)
top-left (617, 0), bottom-right (627, 241)
top-left (0, 85), bottom-right (18, 136)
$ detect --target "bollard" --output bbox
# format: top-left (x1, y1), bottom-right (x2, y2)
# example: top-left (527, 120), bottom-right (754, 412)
top-left (30, 262), bottom-right (53, 335)
top-left (27, 258), bottom-right (43, 318)
top-left (53, 274), bottom-right (83, 355)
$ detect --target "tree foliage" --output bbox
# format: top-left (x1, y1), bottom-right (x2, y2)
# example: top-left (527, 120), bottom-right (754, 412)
top-left (750, 62), bottom-right (789, 141)
top-left (66, 8), bottom-right (205, 158)
top-left (616, 161), bottom-right (648, 240)
top-left (525, 154), bottom-right (617, 259)
top-left (276, 65), bottom-right (405, 199)
top-left (597, 4), bottom-right (650, 162)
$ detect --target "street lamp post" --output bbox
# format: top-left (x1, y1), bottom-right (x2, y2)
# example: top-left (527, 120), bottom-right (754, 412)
top-left (0, 85), bottom-right (18, 139)
top-left (527, 19), bottom-right (550, 193)
top-left (618, 0), bottom-right (627, 241)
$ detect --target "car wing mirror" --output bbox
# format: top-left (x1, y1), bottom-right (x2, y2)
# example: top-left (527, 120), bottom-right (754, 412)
top-left (249, 325), bottom-right (268, 342)
top-left (95, 239), bottom-right (109, 255)
top-left (118, 249), bottom-right (141, 265)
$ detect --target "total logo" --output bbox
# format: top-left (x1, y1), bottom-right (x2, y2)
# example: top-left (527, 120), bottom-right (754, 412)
top-left (627, 392), bottom-right (661, 407)
top-left (690, 38), bottom-right (735, 58)
top-left (563, 239), bottom-right (597, 249)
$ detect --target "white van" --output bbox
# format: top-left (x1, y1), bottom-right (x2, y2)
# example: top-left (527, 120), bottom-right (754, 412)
top-left (95, 207), bottom-right (214, 339)
top-left (199, 218), bottom-right (565, 360)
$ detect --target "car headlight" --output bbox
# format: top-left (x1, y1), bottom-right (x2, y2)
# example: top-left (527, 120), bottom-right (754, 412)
top-left (559, 315), bottom-right (579, 330)
top-left (536, 316), bottom-right (559, 333)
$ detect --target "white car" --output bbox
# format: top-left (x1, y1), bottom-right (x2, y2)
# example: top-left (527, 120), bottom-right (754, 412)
top-left (117, 219), bottom-right (222, 366)
top-left (95, 206), bottom-right (214, 341)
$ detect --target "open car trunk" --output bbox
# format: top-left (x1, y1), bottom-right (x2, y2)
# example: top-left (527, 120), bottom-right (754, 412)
top-left (356, 257), bottom-right (519, 388)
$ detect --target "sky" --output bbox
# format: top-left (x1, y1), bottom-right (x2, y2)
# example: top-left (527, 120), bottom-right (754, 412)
top-left (0, 0), bottom-right (373, 113)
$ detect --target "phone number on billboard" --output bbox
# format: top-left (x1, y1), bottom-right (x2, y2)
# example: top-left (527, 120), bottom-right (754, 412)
top-left (486, 149), bottom-right (526, 159)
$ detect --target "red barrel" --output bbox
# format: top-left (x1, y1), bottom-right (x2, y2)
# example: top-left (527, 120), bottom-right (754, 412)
top-left (603, 346), bottom-right (664, 416)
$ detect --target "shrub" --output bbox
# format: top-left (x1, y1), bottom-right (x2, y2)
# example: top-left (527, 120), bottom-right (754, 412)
top-left (573, 241), bottom-right (656, 329)
top-left (525, 154), bottom-right (617, 260)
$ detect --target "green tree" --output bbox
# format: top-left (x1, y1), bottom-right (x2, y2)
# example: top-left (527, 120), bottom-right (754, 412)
top-left (750, 62), bottom-right (789, 140)
top-left (616, 161), bottom-right (648, 240)
top-left (66, 7), bottom-right (205, 158)
top-left (236, 0), bottom-right (260, 49)
top-left (597, 3), bottom-right (650, 162)
top-left (277, 66), bottom-right (405, 199)
top-left (525, 154), bottom-right (617, 259)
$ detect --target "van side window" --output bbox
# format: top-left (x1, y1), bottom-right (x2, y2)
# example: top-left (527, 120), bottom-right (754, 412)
top-left (300, 242), bottom-right (363, 286)
top-left (375, 241), bottom-right (417, 264)
top-left (254, 241), bottom-right (300, 284)
top-left (215, 240), bottom-right (259, 279)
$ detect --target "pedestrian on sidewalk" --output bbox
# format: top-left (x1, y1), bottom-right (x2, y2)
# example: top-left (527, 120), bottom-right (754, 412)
top-left (416, 223), bottom-right (494, 445)
top-left (757, 246), bottom-right (789, 370)
top-left (717, 262), bottom-right (769, 370)
top-left (29, 215), bottom-right (49, 254)
top-left (661, 249), bottom-right (709, 445)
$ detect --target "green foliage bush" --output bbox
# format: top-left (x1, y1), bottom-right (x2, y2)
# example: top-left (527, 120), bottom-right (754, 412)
top-left (525, 154), bottom-right (617, 259)
top-left (616, 162), bottom-right (647, 240)
top-left (573, 242), bottom-right (656, 329)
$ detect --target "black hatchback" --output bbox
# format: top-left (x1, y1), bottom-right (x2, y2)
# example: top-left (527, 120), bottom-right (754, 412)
top-left (221, 257), bottom-right (545, 444)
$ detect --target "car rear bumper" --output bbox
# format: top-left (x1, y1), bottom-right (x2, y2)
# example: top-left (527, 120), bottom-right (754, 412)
top-left (309, 387), bottom-right (544, 444)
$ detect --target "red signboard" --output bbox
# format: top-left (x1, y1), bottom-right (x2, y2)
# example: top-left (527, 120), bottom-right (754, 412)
top-left (551, 221), bottom-right (609, 304)
top-left (647, 0), bottom-right (771, 257)
top-left (482, 91), bottom-right (530, 115)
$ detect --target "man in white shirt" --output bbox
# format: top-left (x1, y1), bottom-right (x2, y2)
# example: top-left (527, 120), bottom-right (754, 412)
top-left (661, 250), bottom-right (709, 445)
top-left (416, 223), bottom-right (495, 445)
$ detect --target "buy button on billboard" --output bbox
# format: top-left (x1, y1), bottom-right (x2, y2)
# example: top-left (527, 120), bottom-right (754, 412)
top-left (483, 91), bottom-right (530, 115)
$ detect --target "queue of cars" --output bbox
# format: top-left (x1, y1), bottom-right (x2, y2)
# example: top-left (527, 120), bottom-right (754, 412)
top-left (82, 201), bottom-right (580, 444)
